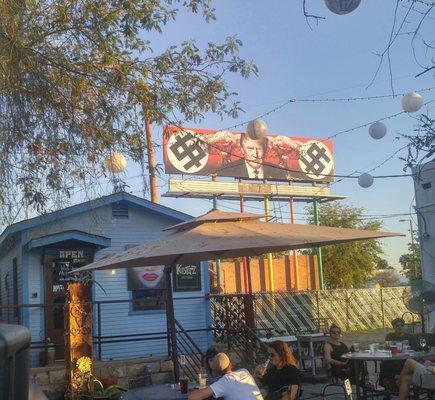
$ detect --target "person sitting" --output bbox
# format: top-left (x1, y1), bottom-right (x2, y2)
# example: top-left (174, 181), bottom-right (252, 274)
top-left (324, 324), bottom-right (351, 380)
top-left (379, 317), bottom-right (418, 391)
top-left (397, 356), bottom-right (435, 400)
top-left (188, 352), bottom-right (263, 400)
top-left (254, 340), bottom-right (300, 400)
top-left (203, 347), bottom-right (220, 385)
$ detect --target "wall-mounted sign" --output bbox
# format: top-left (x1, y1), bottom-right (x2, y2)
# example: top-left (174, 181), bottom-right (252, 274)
top-left (163, 125), bottom-right (335, 183)
top-left (173, 263), bottom-right (202, 292)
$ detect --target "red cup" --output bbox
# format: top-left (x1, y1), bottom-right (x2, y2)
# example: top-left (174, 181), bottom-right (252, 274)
top-left (391, 345), bottom-right (398, 356)
top-left (180, 378), bottom-right (189, 394)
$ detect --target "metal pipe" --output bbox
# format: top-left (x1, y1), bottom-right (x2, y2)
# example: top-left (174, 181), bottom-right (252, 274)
top-left (313, 198), bottom-right (324, 290)
top-left (289, 197), bottom-right (300, 290)
top-left (263, 196), bottom-right (275, 292)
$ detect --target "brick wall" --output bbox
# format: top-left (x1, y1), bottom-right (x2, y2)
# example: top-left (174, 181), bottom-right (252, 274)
top-left (210, 254), bottom-right (319, 293)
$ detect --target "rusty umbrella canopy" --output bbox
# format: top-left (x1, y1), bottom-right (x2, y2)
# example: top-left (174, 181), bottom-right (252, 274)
top-left (73, 209), bottom-right (403, 273)
top-left (71, 209), bottom-right (403, 381)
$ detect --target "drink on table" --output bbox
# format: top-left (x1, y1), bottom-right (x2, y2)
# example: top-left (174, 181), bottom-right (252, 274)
top-left (391, 345), bottom-right (398, 357)
top-left (420, 338), bottom-right (427, 352)
top-left (179, 355), bottom-right (189, 394)
top-left (198, 367), bottom-right (207, 389)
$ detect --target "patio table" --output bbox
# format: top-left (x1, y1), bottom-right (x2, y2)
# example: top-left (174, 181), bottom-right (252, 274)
top-left (261, 335), bottom-right (297, 344)
top-left (297, 333), bottom-right (329, 377)
top-left (123, 383), bottom-right (191, 400)
top-left (342, 350), bottom-right (435, 400)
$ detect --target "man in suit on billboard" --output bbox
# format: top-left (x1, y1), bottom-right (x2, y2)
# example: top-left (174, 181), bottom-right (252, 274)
top-left (216, 129), bottom-right (288, 180)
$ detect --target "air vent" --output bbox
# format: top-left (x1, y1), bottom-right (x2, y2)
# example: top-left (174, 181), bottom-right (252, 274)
top-left (112, 202), bottom-right (129, 219)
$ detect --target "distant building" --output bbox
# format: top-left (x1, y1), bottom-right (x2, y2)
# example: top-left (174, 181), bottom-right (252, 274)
top-left (0, 191), bottom-right (210, 366)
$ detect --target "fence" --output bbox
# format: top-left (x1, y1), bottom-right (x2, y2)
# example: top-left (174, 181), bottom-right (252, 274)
top-left (210, 286), bottom-right (420, 335)
top-left (0, 297), bottom-right (209, 372)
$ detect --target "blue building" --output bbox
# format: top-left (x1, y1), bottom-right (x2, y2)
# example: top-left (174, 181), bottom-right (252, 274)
top-left (0, 192), bottom-right (211, 366)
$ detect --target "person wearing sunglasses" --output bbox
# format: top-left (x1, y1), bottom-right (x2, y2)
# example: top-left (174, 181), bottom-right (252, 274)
top-left (254, 340), bottom-right (300, 400)
top-left (324, 324), bottom-right (352, 380)
top-left (379, 317), bottom-right (418, 391)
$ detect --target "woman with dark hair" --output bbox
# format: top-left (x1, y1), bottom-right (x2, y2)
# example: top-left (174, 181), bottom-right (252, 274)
top-left (324, 324), bottom-right (352, 380)
top-left (255, 340), bottom-right (300, 400)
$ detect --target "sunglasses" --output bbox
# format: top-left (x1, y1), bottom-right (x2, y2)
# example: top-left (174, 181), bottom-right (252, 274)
top-left (394, 324), bottom-right (404, 328)
top-left (268, 353), bottom-right (276, 359)
top-left (331, 331), bottom-right (341, 334)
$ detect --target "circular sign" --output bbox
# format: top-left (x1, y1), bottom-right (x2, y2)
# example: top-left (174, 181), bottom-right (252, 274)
top-left (167, 130), bottom-right (209, 173)
top-left (298, 141), bottom-right (334, 180)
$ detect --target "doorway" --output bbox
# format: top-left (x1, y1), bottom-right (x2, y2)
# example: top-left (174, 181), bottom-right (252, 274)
top-left (43, 247), bottom-right (94, 359)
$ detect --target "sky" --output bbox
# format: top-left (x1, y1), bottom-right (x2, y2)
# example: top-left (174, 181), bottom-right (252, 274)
top-left (77, 1), bottom-right (435, 269)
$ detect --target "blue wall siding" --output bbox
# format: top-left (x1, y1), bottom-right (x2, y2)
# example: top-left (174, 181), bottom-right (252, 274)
top-left (23, 203), bottom-right (208, 362)
top-left (0, 240), bottom-right (22, 324)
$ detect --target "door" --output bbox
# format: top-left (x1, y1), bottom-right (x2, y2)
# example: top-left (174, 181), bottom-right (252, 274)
top-left (44, 248), bottom-right (93, 359)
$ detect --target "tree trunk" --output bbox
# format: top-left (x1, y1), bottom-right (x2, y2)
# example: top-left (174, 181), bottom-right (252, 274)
top-left (65, 282), bottom-right (93, 396)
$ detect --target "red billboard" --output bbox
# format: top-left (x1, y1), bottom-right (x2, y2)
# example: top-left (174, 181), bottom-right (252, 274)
top-left (163, 125), bottom-right (335, 182)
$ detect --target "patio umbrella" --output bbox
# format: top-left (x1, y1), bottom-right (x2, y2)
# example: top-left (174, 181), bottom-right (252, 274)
top-left (73, 208), bottom-right (403, 272)
top-left (71, 209), bottom-right (403, 381)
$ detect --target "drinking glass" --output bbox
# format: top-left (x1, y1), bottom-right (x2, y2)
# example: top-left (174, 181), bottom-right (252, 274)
top-left (179, 378), bottom-right (189, 394)
top-left (198, 368), bottom-right (207, 389)
top-left (420, 338), bottom-right (427, 351)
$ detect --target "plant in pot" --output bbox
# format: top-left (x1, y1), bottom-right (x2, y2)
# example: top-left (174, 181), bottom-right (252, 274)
top-left (75, 356), bottom-right (127, 400)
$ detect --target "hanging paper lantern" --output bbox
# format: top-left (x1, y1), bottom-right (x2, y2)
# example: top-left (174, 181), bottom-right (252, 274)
top-left (369, 122), bottom-right (387, 140)
top-left (401, 92), bottom-right (423, 113)
top-left (358, 173), bottom-right (374, 188)
top-left (324, 0), bottom-right (361, 15)
top-left (104, 152), bottom-right (127, 173)
top-left (247, 119), bottom-right (268, 140)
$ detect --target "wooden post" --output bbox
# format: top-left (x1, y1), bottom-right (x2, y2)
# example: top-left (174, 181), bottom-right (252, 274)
top-left (165, 266), bottom-right (180, 382)
top-left (144, 106), bottom-right (158, 203)
top-left (65, 282), bottom-right (93, 396)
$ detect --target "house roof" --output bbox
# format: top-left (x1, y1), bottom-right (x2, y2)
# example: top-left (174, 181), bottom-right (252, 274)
top-left (25, 230), bottom-right (112, 251)
top-left (0, 191), bottom-right (191, 250)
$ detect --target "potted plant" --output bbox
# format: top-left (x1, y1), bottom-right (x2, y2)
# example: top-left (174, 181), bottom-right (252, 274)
top-left (74, 356), bottom-right (127, 400)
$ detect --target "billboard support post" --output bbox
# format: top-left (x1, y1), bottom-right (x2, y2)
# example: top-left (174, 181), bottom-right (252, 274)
top-left (289, 197), bottom-right (300, 290)
top-left (263, 195), bottom-right (275, 292)
top-left (212, 176), bottom-right (222, 291)
top-left (240, 194), bottom-right (250, 293)
top-left (313, 198), bottom-right (324, 290)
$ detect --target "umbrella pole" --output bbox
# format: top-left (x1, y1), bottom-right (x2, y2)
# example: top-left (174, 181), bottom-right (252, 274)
top-left (165, 266), bottom-right (180, 382)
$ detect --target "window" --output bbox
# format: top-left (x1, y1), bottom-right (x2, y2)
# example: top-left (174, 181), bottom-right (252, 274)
top-left (12, 258), bottom-right (18, 318)
top-left (112, 202), bottom-right (129, 219)
top-left (131, 289), bottom-right (165, 311)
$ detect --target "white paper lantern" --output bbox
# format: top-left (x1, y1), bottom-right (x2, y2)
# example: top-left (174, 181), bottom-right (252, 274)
top-left (247, 119), bottom-right (268, 140)
top-left (402, 92), bottom-right (423, 113)
top-left (369, 122), bottom-right (387, 140)
top-left (105, 152), bottom-right (127, 173)
top-left (324, 0), bottom-right (361, 15)
top-left (358, 173), bottom-right (374, 188)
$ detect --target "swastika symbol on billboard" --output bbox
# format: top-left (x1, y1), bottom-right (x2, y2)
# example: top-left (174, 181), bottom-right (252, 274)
top-left (167, 130), bottom-right (209, 173)
top-left (298, 141), bottom-right (334, 180)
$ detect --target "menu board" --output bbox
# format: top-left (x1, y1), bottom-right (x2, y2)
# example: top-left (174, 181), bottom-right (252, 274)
top-left (173, 263), bottom-right (202, 292)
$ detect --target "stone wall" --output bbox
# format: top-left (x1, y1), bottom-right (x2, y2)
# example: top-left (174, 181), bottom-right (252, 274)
top-left (30, 356), bottom-right (174, 400)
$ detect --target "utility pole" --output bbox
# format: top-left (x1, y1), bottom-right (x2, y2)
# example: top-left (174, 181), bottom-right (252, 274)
top-left (399, 219), bottom-right (415, 245)
top-left (143, 105), bottom-right (158, 203)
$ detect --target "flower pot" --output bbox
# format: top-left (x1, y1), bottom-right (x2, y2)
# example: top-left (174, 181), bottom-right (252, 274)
top-left (100, 377), bottom-right (118, 388)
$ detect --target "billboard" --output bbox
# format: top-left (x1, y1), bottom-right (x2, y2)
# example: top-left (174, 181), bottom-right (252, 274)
top-left (163, 125), bottom-right (335, 182)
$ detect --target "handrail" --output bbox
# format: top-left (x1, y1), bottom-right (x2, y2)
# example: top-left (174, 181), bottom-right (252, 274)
top-left (174, 318), bottom-right (205, 357)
